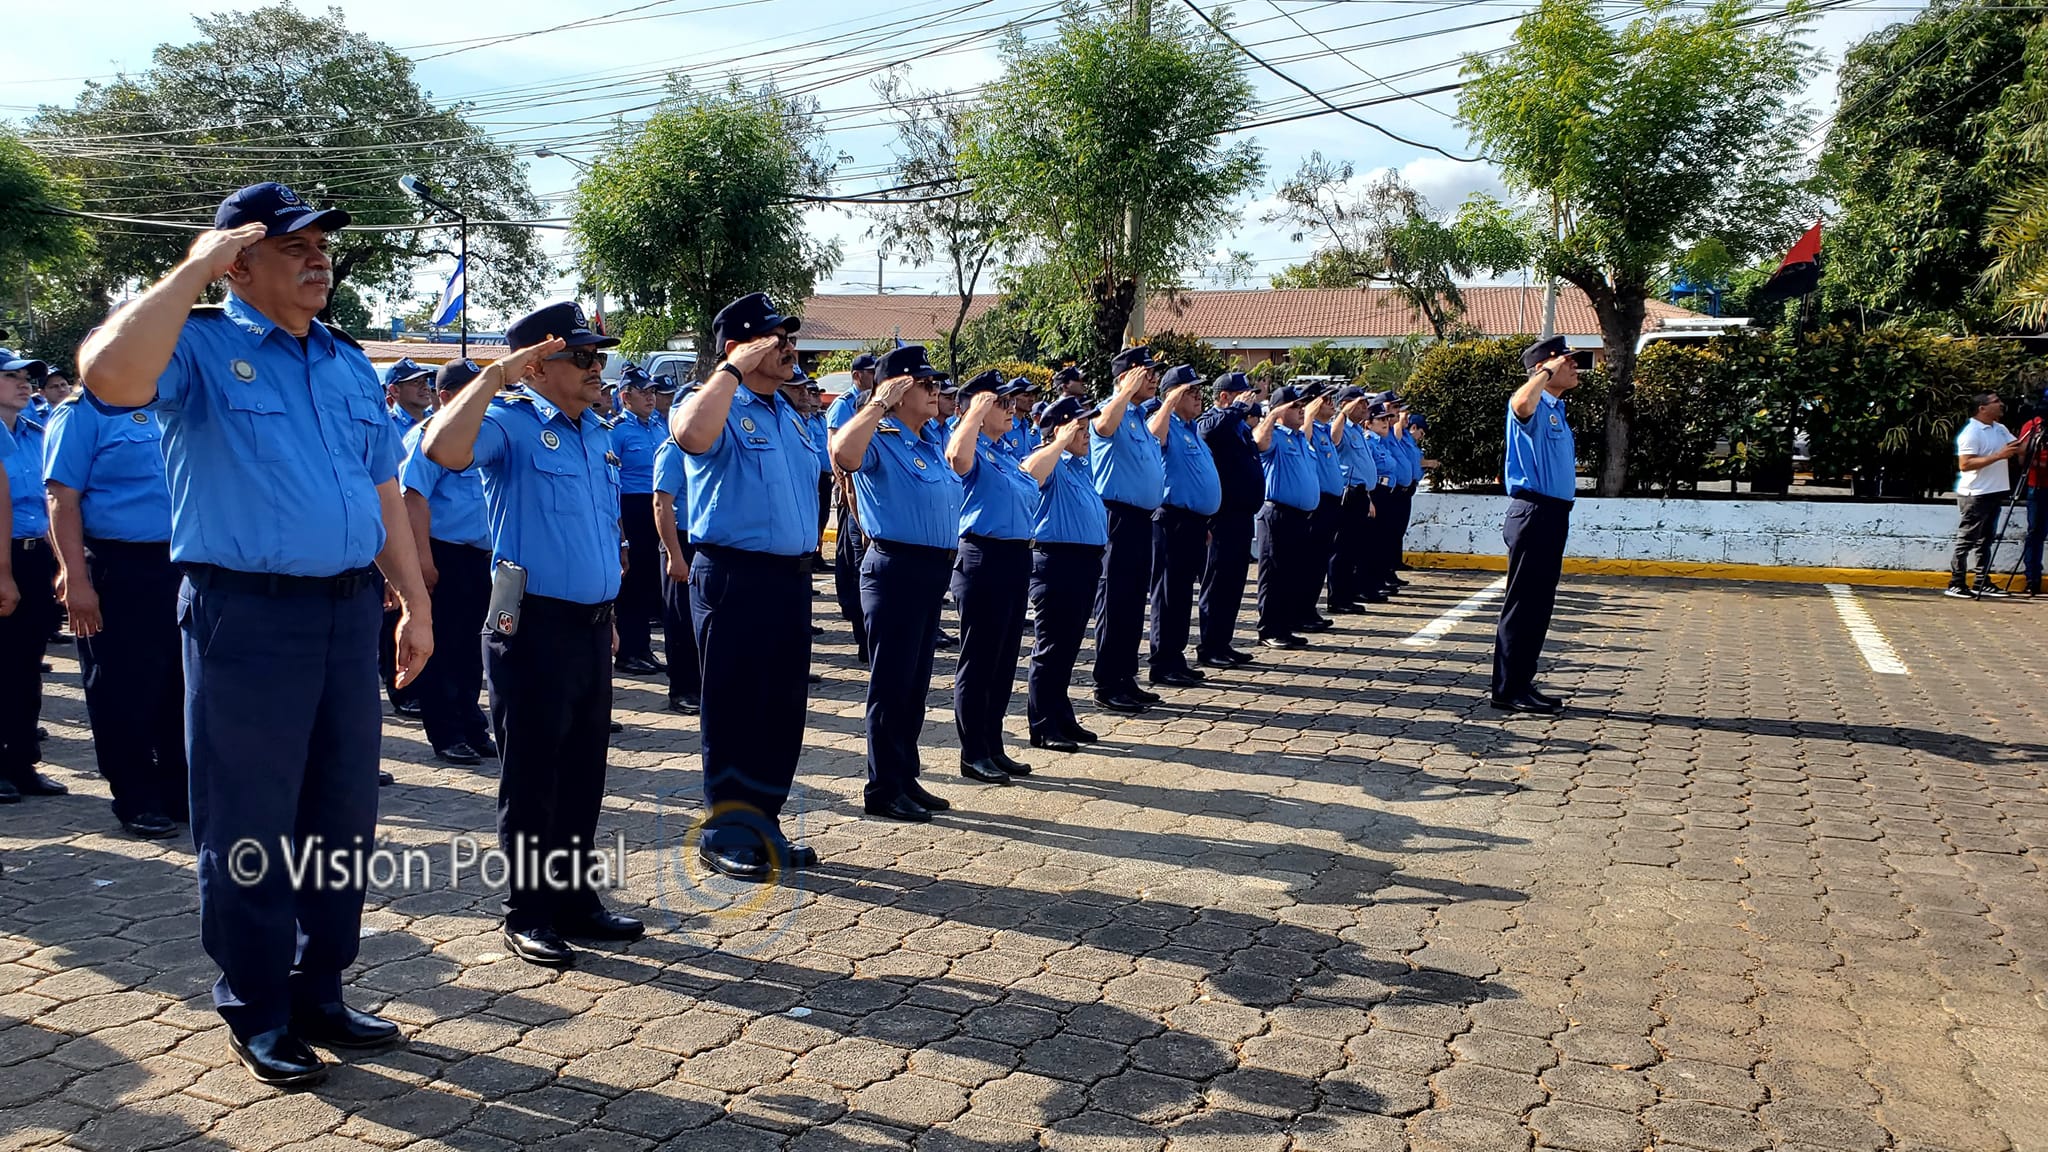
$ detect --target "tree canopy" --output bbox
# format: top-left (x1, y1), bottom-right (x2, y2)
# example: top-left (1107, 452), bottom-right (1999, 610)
top-left (1460, 0), bottom-right (1819, 494)
top-left (28, 5), bottom-right (550, 320)
top-left (959, 2), bottom-right (1263, 376)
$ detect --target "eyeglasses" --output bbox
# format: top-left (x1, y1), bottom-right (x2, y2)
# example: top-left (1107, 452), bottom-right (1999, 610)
top-left (546, 348), bottom-right (608, 370)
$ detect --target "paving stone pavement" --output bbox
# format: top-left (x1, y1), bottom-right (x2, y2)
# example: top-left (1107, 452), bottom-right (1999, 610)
top-left (4, 570), bottom-right (2047, 1152)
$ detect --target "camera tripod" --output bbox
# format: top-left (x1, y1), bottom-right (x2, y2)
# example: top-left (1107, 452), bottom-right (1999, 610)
top-left (1983, 428), bottom-right (2043, 596)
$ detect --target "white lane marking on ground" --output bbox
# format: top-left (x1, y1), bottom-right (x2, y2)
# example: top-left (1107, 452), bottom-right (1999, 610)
top-left (1400, 577), bottom-right (1510, 648)
top-left (1824, 583), bottom-right (1910, 676)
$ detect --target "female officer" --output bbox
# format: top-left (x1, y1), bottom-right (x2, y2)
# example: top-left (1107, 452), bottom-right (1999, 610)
top-left (946, 371), bottom-right (1061, 786)
top-left (1024, 396), bottom-right (1107, 753)
top-left (830, 345), bottom-right (965, 823)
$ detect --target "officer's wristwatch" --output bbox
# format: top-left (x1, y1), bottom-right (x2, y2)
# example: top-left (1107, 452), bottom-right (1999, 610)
top-left (717, 362), bottom-right (742, 384)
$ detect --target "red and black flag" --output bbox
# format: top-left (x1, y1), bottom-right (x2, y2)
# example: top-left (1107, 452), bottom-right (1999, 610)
top-left (1755, 220), bottom-right (1823, 305)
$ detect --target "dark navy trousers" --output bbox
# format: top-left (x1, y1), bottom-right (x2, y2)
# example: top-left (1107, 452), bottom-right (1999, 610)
top-left (832, 496), bottom-right (870, 660)
top-left (692, 545), bottom-right (811, 855)
top-left (1147, 505), bottom-right (1207, 674)
top-left (1303, 492), bottom-right (1343, 623)
top-left (661, 539), bottom-right (702, 702)
top-left (485, 596), bottom-right (613, 931)
top-left (181, 569), bottom-right (380, 1037)
top-left (1197, 511), bottom-right (1254, 660)
top-left (617, 493), bottom-right (661, 662)
top-left (418, 539), bottom-right (491, 754)
top-left (1256, 502), bottom-right (1313, 638)
top-left (0, 540), bottom-right (56, 785)
top-left (860, 540), bottom-right (951, 804)
top-left (1492, 494), bottom-right (1571, 697)
top-left (1327, 487), bottom-right (1376, 608)
top-left (951, 535), bottom-right (1030, 762)
top-left (1028, 543), bottom-right (1103, 738)
top-left (78, 539), bottom-right (186, 822)
top-left (1092, 500), bottom-right (1155, 692)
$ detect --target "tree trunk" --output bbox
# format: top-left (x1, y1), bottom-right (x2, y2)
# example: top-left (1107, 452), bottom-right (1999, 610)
top-left (1573, 276), bottom-right (1647, 497)
top-left (1089, 274), bottom-right (1137, 389)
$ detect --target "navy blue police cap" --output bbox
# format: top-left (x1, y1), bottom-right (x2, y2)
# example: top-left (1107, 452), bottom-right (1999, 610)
top-left (959, 369), bottom-right (1004, 400)
top-left (434, 358), bottom-right (483, 392)
top-left (1030, 400), bottom-right (1049, 423)
top-left (787, 364), bottom-right (811, 385)
top-left (1407, 413), bottom-right (1430, 430)
top-left (1051, 365), bottom-right (1082, 385)
top-left (1109, 346), bottom-right (1155, 376)
top-left (380, 357), bottom-right (433, 388)
top-left (619, 364), bottom-right (655, 390)
top-left (1367, 400), bottom-right (1391, 419)
top-left (215, 182), bottom-right (350, 237)
top-left (1522, 335), bottom-right (1569, 371)
top-left (1158, 363), bottom-right (1200, 391)
top-left (849, 353), bottom-right (879, 372)
top-left (1213, 370), bottom-right (1251, 394)
top-left (0, 348), bottom-right (47, 375)
top-left (877, 344), bottom-right (940, 382)
top-left (1271, 385), bottom-right (1305, 406)
top-left (507, 301), bottom-right (620, 351)
top-left (1336, 385), bottom-right (1367, 404)
top-left (651, 374), bottom-right (679, 394)
top-left (714, 292), bottom-right (801, 345)
top-left (1000, 376), bottom-right (1036, 397)
top-left (1038, 395), bottom-right (1100, 432)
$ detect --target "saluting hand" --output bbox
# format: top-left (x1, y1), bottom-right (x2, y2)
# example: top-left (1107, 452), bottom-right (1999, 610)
top-left (875, 375), bottom-right (917, 411)
top-left (56, 570), bottom-right (102, 638)
top-left (1058, 418), bottom-right (1090, 453)
top-left (1165, 381), bottom-right (1200, 409)
top-left (1116, 366), bottom-right (1152, 398)
top-left (728, 335), bottom-right (786, 379)
top-left (183, 223), bottom-right (269, 280)
top-left (490, 335), bottom-right (567, 385)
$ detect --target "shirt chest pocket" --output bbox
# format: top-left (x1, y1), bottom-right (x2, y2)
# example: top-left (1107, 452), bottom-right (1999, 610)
top-left (528, 450), bottom-right (588, 514)
top-left (102, 422), bottom-right (164, 482)
top-left (341, 393), bottom-right (388, 468)
top-left (222, 385), bottom-right (288, 462)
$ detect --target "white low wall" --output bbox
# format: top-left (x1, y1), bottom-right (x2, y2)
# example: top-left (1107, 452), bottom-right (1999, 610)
top-left (1410, 493), bottom-right (2029, 571)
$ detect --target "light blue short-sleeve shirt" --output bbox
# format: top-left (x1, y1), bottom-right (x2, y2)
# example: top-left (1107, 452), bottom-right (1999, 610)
top-left (398, 419), bottom-right (490, 549)
top-left (471, 387), bottom-right (623, 604)
top-left (42, 395), bottom-right (172, 543)
top-left (682, 383), bottom-right (820, 555)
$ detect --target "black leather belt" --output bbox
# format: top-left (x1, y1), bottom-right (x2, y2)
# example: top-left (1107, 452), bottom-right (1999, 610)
top-left (1511, 491), bottom-right (1573, 511)
top-left (521, 594), bottom-right (615, 626)
top-left (183, 563), bottom-right (376, 598)
top-left (694, 543), bottom-right (812, 571)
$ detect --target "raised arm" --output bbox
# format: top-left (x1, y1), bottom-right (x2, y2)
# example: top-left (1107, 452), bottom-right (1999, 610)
top-left (831, 376), bottom-right (914, 472)
top-left (673, 339), bottom-right (781, 455)
top-left (79, 224), bottom-right (267, 407)
top-left (1093, 367), bottom-right (1148, 438)
top-left (948, 392), bottom-right (999, 476)
top-left (424, 338), bottom-right (563, 470)
top-left (1512, 358), bottom-right (1564, 422)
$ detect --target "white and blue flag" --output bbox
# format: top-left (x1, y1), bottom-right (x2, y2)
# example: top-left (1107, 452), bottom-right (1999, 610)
top-left (431, 257), bottom-right (465, 328)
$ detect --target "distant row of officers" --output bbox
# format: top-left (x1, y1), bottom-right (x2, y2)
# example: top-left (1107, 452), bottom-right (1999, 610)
top-left (0, 182), bottom-right (1436, 1088)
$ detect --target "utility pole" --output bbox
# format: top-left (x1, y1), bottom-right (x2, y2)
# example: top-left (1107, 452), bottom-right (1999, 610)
top-left (1538, 193), bottom-right (1559, 341)
top-left (877, 245), bottom-right (885, 295)
top-left (1122, 0), bottom-right (1152, 348)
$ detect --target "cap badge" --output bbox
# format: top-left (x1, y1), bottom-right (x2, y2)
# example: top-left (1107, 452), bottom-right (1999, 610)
top-left (276, 185), bottom-right (302, 206)
top-left (131, 411), bottom-right (149, 424)
top-left (230, 360), bottom-right (256, 382)
top-left (570, 304), bottom-right (588, 328)
top-left (541, 429), bottom-right (561, 450)
top-left (740, 417), bottom-right (756, 433)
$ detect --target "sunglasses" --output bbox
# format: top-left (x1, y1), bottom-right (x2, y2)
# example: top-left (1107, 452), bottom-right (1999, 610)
top-left (546, 348), bottom-right (609, 370)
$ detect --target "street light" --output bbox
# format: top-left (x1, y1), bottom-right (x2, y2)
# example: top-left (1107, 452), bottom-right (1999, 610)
top-left (398, 175), bottom-right (469, 358)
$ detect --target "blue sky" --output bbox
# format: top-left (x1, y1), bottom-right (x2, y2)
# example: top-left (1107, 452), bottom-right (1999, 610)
top-left (3, 0), bottom-right (1913, 323)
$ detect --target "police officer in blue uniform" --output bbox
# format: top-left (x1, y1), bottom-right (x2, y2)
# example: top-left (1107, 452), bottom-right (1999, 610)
top-left (1195, 372), bottom-right (1261, 669)
top-left (831, 346), bottom-right (965, 821)
top-left (1025, 397), bottom-right (1107, 752)
top-left (1255, 386), bottom-right (1318, 649)
top-left (1326, 387), bottom-right (1381, 612)
top-left (651, 429), bottom-right (701, 714)
top-left (45, 384), bottom-right (183, 834)
top-left (1000, 378), bottom-right (1041, 460)
top-left (31, 366), bottom-right (73, 421)
top-left (397, 358), bottom-right (497, 765)
top-left (383, 358), bottom-right (434, 433)
top-left (79, 182), bottom-right (432, 1084)
top-left (1052, 364), bottom-right (1087, 399)
top-left (804, 377), bottom-right (832, 563)
top-left (1090, 346), bottom-right (1167, 713)
top-left (0, 351), bottom-right (64, 803)
top-left (947, 371), bottom-right (1060, 785)
top-left (1300, 387), bottom-right (1345, 634)
top-left (671, 292), bottom-right (821, 880)
top-left (1145, 364), bottom-right (1219, 686)
top-left (1377, 392), bottom-right (1419, 587)
top-left (1492, 337), bottom-right (1578, 715)
top-left (424, 303), bottom-right (643, 967)
top-left (826, 352), bottom-right (879, 662)
top-left (1362, 402), bottom-right (1402, 598)
top-left (610, 365), bottom-right (664, 675)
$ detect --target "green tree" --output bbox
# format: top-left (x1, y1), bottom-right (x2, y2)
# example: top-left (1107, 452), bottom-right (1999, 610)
top-left (1983, 15), bottom-right (2048, 328)
top-left (1144, 330), bottom-right (1229, 380)
top-left (0, 129), bottom-right (89, 282)
top-left (866, 74), bottom-right (1007, 377)
top-left (1268, 250), bottom-right (1357, 289)
top-left (573, 80), bottom-right (839, 375)
top-left (1266, 160), bottom-right (1535, 338)
top-left (959, 2), bottom-right (1262, 378)
top-left (1823, 0), bottom-right (2041, 328)
top-left (1460, 0), bottom-right (1818, 495)
top-left (28, 5), bottom-right (550, 318)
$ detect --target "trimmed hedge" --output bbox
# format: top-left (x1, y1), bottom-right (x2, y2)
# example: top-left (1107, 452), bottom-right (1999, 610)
top-left (1399, 328), bottom-right (2048, 497)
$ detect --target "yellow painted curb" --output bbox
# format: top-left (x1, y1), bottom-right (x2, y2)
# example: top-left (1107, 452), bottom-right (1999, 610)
top-left (1405, 552), bottom-right (1958, 589)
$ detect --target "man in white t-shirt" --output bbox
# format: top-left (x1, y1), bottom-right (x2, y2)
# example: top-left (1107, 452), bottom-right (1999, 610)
top-left (1948, 392), bottom-right (2025, 598)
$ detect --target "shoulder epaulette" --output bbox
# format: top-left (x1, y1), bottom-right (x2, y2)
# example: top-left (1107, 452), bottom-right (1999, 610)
top-left (493, 392), bottom-right (536, 406)
top-left (190, 304), bottom-right (228, 317)
top-left (20, 416), bottom-right (44, 434)
top-left (877, 423), bottom-right (903, 436)
top-left (56, 393), bottom-right (85, 409)
top-left (320, 322), bottom-right (364, 352)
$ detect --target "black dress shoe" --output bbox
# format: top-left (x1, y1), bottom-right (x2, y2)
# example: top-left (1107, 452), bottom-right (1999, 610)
top-left (291, 1002), bottom-right (402, 1050)
top-left (933, 632), bottom-right (957, 648)
top-left (811, 624), bottom-right (825, 636)
top-left (502, 925), bottom-right (577, 967)
top-left (377, 771), bottom-right (395, 786)
top-left (1259, 634), bottom-right (1306, 650)
top-left (121, 813), bottom-right (179, 840)
top-left (1489, 692), bottom-right (1564, 716)
top-left (668, 694), bottom-right (701, 715)
top-left (1129, 685), bottom-right (1163, 704)
top-left (1198, 653), bottom-right (1238, 670)
top-left (1528, 688), bottom-right (1566, 709)
top-left (864, 795), bottom-right (933, 823)
top-left (1066, 723), bottom-right (1100, 743)
top-left (471, 737), bottom-right (500, 758)
top-left (959, 758), bottom-right (1013, 785)
top-left (1328, 602), bottom-right (1364, 615)
top-left (807, 672), bottom-right (823, 685)
top-left (1362, 591), bottom-right (1389, 604)
top-left (1029, 731), bottom-right (1080, 753)
top-left (0, 779), bottom-right (24, 804)
top-left (991, 749), bottom-right (1033, 776)
top-left (434, 742), bottom-right (483, 766)
top-left (906, 780), bottom-right (954, 810)
top-left (16, 772), bottom-right (67, 797)
top-left (1148, 668), bottom-right (1204, 688)
top-left (609, 720), bottom-right (624, 733)
top-left (35, 725), bottom-right (48, 738)
top-left (557, 909), bottom-right (645, 942)
top-left (698, 842), bottom-right (771, 882)
top-left (392, 699), bottom-right (423, 718)
top-left (770, 839), bottom-right (819, 869)
top-left (1300, 616), bottom-right (1334, 633)
top-left (1224, 648), bottom-right (1256, 665)
top-left (614, 655), bottom-right (662, 675)
top-left (228, 1027), bottom-right (326, 1086)
top-left (1092, 690), bottom-right (1150, 714)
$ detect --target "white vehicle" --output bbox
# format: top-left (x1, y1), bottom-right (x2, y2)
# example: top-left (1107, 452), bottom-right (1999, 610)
top-left (1636, 316), bottom-right (1750, 353)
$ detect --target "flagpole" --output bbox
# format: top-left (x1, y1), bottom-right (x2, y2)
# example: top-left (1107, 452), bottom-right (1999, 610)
top-left (458, 217), bottom-right (469, 360)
